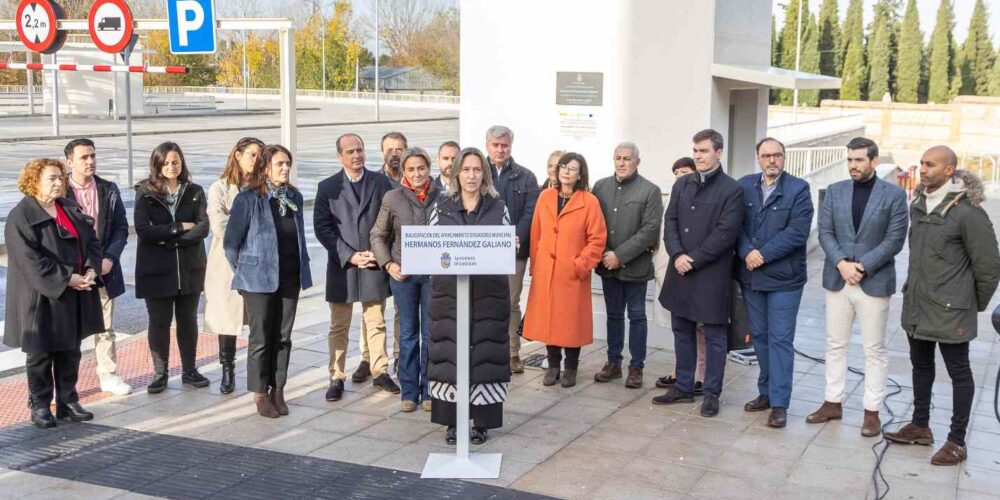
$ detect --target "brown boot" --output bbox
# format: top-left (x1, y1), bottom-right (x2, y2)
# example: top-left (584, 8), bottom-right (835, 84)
top-left (930, 441), bottom-right (967, 466)
top-left (271, 387), bottom-right (289, 416)
top-left (805, 401), bottom-right (843, 424)
top-left (767, 407), bottom-right (787, 428)
top-left (594, 363), bottom-right (623, 383)
top-left (743, 395), bottom-right (771, 412)
top-left (254, 393), bottom-right (280, 419)
top-left (861, 410), bottom-right (881, 437)
top-left (884, 422), bottom-right (934, 445)
top-left (625, 368), bottom-right (643, 389)
top-left (510, 356), bottom-right (524, 374)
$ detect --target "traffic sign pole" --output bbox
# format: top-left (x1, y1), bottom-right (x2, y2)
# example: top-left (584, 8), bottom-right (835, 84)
top-left (121, 34), bottom-right (138, 188)
top-left (50, 52), bottom-right (58, 135)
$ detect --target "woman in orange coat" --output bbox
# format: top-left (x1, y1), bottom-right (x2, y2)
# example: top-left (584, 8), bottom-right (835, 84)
top-left (523, 152), bottom-right (607, 388)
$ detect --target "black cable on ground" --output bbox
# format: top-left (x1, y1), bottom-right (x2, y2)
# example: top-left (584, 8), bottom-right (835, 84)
top-left (793, 348), bottom-right (902, 500)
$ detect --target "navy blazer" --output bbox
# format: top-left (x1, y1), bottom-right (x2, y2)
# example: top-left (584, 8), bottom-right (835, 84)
top-left (818, 177), bottom-right (908, 297)
top-left (736, 172), bottom-right (813, 291)
top-left (65, 176), bottom-right (129, 299)
top-left (224, 187), bottom-right (312, 294)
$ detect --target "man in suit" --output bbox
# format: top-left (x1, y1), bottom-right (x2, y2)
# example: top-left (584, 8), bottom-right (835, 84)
top-left (314, 133), bottom-right (401, 401)
top-left (807, 137), bottom-right (908, 437)
top-left (435, 141), bottom-right (459, 190)
top-left (652, 129), bottom-right (744, 418)
top-left (736, 138), bottom-right (813, 428)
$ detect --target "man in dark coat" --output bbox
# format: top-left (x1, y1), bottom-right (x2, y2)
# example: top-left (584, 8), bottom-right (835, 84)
top-left (485, 125), bottom-right (539, 374)
top-left (736, 138), bottom-right (813, 429)
top-left (314, 133), bottom-right (399, 401)
top-left (63, 138), bottom-right (132, 395)
top-left (885, 147), bottom-right (1000, 466)
top-left (652, 129), bottom-right (744, 418)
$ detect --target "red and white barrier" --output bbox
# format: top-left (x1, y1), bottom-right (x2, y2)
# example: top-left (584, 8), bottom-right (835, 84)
top-left (0, 62), bottom-right (188, 74)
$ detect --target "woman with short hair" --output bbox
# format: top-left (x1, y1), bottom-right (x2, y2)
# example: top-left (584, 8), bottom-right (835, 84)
top-left (4, 159), bottom-right (104, 427)
top-left (224, 144), bottom-right (311, 418)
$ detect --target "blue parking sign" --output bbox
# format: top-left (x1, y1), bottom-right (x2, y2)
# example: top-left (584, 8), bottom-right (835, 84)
top-left (167, 0), bottom-right (216, 54)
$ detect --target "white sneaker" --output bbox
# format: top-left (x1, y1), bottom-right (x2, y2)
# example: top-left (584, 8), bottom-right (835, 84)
top-left (100, 374), bottom-right (133, 395)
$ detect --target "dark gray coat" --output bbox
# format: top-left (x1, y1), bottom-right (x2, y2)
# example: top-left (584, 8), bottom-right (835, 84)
top-left (658, 167), bottom-right (745, 325)
top-left (314, 170), bottom-right (393, 303)
top-left (592, 172), bottom-right (663, 282)
top-left (4, 197), bottom-right (105, 353)
top-left (370, 184), bottom-right (441, 270)
top-left (902, 170), bottom-right (1000, 343)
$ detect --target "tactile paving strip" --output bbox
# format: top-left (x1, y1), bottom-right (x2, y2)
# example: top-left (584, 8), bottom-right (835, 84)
top-left (0, 333), bottom-right (247, 428)
top-left (0, 422), bottom-right (553, 499)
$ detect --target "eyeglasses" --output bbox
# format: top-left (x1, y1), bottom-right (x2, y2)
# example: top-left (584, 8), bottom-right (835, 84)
top-left (759, 153), bottom-right (784, 160)
top-left (559, 164), bottom-right (580, 173)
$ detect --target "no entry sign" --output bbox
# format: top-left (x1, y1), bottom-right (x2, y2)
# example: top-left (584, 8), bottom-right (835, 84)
top-left (88, 0), bottom-right (135, 54)
top-left (16, 0), bottom-right (66, 54)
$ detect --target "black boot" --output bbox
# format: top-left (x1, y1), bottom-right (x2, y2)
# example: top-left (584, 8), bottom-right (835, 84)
top-left (29, 399), bottom-right (56, 429)
top-left (543, 346), bottom-right (563, 386)
top-left (219, 335), bottom-right (237, 395)
top-left (56, 402), bottom-right (94, 422)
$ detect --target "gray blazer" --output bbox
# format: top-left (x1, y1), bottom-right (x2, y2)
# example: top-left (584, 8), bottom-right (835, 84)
top-left (818, 177), bottom-right (908, 297)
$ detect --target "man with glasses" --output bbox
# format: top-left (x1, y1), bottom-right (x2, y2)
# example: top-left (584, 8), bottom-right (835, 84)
top-left (736, 138), bottom-right (813, 428)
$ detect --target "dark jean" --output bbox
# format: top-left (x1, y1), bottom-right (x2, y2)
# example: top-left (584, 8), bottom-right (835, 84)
top-left (601, 277), bottom-right (648, 369)
top-left (391, 275), bottom-right (431, 403)
top-left (909, 336), bottom-right (974, 447)
top-left (672, 314), bottom-right (727, 396)
top-left (741, 286), bottom-right (803, 409)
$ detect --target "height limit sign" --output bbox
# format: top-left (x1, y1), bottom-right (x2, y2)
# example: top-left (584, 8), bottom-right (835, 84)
top-left (16, 0), bottom-right (67, 54)
top-left (88, 0), bottom-right (135, 54)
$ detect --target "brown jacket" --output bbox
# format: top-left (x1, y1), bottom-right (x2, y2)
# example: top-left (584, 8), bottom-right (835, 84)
top-left (370, 184), bottom-right (441, 270)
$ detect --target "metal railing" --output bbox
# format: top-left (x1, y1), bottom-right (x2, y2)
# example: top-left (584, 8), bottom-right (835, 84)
top-left (960, 153), bottom-right (1000, 186)
top-left (144, 86), bottom-right (460, 104)
top-left (785, 146), bottom-right (847, 178)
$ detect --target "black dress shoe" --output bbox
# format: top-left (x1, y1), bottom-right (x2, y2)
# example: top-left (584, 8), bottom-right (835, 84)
top-left (182, 369), bottom-right (210, 388)
top-left (701, 394), bottom-right (720, 418)
top-left (56, 402), bottom-right (94, 422)
top-left (651, 387), bottom-right (696, 405)
top-left (31, 407), bottom-right (57, 428)
top-left (446, 426), bottom-right (457, 445)
top-left (372, 373), bottom-right (401, 394)
top-left (147, 373), bottom-right (168, 394)
top-left (351, 360), bottom-right (372, 383)
top-left (325, 379), bottom-right (345, 401)
top-left (693, 381), bottom-right (704, 396)
top-left (471, 427), bottom-right (488, 445)
top-left (655, 375), bottom-right (677, 389)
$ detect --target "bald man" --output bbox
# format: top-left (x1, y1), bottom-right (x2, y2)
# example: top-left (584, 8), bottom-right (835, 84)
top-left (886, 146), bottom-right (1000, 466)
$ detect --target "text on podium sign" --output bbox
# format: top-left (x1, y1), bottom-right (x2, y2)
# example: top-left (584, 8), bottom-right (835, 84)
top-left (400, 225), bottom-right (516, 276)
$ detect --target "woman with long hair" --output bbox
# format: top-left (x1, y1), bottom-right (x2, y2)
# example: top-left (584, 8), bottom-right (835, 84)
top-left (224, 144), bottom-right (311, 418)
top-left (133, 142), bottom-right (210, 394)
top-left (205, 137), bottom-right (264, 394)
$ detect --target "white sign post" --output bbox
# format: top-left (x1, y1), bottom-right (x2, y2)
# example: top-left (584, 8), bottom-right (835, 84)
top-left (402, 225), bottom-right (515, 479)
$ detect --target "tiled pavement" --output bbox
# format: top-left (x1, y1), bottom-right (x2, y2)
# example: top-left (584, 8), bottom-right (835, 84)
top-left (1, 204), bottom-right (1000, 499)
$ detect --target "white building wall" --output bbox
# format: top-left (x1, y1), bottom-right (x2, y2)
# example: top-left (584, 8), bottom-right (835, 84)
top-left (42, 43), bottom-right (143, 117)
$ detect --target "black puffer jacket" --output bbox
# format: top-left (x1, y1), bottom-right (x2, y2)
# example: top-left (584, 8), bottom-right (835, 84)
top-left (428, 194), bottom-right (511, 386)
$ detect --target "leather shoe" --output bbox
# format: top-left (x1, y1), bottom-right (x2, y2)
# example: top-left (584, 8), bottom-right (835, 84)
top-left (861, 410), bottom-right (881, 437)
top-left (560, 368), bottom-right (577, 388)
top-left (253, 392), bottom-right (280, 418)
top-left (744, 395), bottom-right (771, 412)
top-left (56, 402), bottom-right (94, 422)
top-left (767, 407), bottom-right (787, 428)
top-left (542, 367), bottom-right (560, 386)
top-left (373, 373), bottom-right (401, 394)
top-left (446, 426), bottom-right (457, 445)
top-left (655, 374), bottom-right (677, 389)
top-left (270, 387), bottom-right (288, 416)
top-left (805, 401), bottom-right (843, 424)
top-left (930, 440), bottom-right (967, 466)
top-left (651, 387), bottom-right (695, 406)
top-left (594, 363), bottom-right (622, 383)
top-left (147, 373), bottom-right (168, 394)
top-left (700, 394), bottom-right (720, 418)
top-left (884, 422), bottom-right (934, 445)
top-left (31, 407), bottom-right (57, 428)
top-left (181, 369), bottom-right (210, 388)
top-left (351, 360), bottom-right (372, 383)
top-left (625, 367), bottom-right (643, 389)
top-left (510, 356), bottom-right (525, 374)
top-left (325, 379), bottom-right (345, 401)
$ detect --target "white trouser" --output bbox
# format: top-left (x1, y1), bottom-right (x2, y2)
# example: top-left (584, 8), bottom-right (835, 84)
top-left (824, 286), bottom-right (890, 411)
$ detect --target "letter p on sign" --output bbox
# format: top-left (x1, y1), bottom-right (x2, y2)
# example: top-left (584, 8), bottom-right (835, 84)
top-left (167, 0), bottom-right (216, 54)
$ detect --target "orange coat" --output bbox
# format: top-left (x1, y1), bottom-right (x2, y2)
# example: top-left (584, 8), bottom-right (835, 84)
top-left (523, 188), bottom-right (608, 348)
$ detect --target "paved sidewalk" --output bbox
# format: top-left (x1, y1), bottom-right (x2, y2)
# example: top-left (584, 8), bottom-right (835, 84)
top-left (1, 205), bottom-right (999, 499)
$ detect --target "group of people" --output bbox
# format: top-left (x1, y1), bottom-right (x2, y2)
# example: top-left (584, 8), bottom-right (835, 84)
top-left (3, 125), bottom-right (997, 464)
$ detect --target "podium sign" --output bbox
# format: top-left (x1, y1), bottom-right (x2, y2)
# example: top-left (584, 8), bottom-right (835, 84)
top-left (401, 225), bottom-right (515, 276)
top-left (406, 225), bottom-right (514, 479)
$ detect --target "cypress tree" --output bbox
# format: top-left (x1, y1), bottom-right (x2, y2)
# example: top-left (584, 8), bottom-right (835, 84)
top-left (928, 0), bottom-right (956, 103)
top-left (800, 13), bottom-right (823, 106)
top-left (867, 0), bottom-right (896, 101)
top-left (896, 0), bottom-right (923, 103)
top-left (958, 0), bottom-right (995, 95)
top-left (990, 49), bottom-right (1000, 96)
top-left (777, 0), bottom-right (809, 105)
top-left (818, 0), bottom-right (840, 100)
top-left (840, 0), bottom-right (867, 100)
